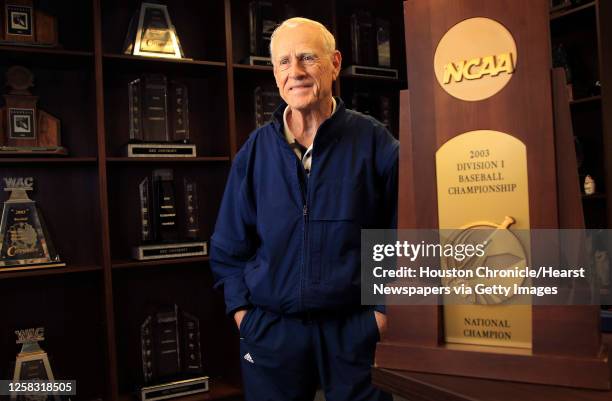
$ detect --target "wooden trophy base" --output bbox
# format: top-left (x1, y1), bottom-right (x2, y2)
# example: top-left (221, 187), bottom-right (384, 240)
top-left (132, 241), bottom-right (208, 261)
top-left (376, 341), bottom-right (611, 390)
top-left (0, 146), bottom-right (68, 155)
top-left (0, 261), bottom-right (66, 272)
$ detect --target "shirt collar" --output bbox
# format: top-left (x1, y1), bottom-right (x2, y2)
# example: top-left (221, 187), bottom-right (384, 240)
top-left (282, 97), bottom-right (337, 147)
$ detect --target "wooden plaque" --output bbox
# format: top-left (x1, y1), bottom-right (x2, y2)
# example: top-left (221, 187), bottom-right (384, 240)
top-left (376, 0), bottom-right (611, 390)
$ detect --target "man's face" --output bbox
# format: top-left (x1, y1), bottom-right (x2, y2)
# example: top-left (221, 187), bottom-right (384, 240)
top-left (272, 24), bottom-right (341, 112)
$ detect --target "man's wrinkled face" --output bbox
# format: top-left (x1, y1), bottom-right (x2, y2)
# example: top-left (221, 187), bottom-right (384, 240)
top-left (272, 24), bottom-right (341, 112)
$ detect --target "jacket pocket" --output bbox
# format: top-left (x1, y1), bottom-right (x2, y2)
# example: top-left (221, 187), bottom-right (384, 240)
top-left (238, 308), bottom-right (255, 337)
top-left (309, 179), bottom-right (363, 285)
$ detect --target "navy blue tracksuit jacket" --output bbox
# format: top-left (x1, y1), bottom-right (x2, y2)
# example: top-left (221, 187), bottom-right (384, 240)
top-left (210, 98), bottom-right (398, 316)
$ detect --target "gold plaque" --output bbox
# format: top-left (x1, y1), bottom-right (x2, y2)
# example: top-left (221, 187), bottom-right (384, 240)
top-left (434, 17), bottom-right (517, 101)
top-left (436, 130), bottom-right (531, 350)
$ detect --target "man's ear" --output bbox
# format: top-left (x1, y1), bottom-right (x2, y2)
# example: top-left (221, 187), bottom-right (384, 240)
top-left (332, 50), bottom-right (342, 80)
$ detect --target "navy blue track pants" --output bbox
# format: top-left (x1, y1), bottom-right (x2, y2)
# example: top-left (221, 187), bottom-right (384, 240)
top-left (238, 306), bottom-right (393, 401)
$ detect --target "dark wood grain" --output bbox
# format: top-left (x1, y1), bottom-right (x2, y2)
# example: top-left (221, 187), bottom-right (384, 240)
top-left (93, 0), bottom-right (119, 399)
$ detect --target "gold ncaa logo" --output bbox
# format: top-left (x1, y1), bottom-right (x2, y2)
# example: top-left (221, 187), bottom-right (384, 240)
top-left (434, 17), bottom-right (517, 101)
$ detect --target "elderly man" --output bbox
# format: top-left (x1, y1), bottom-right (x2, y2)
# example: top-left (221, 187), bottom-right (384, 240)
top-left (211, 17), bottom-right (397, 401)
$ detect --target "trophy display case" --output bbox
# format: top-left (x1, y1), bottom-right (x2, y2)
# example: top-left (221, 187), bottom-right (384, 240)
top-left (3, 0), bottom-right (609, 401)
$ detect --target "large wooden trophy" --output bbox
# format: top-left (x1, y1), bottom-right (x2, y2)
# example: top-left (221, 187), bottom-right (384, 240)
top-left (375, 0), bottom-right (611, 389)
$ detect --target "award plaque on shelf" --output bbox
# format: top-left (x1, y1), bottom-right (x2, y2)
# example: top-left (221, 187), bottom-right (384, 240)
top-left (0, 66), bottom-right (67, 155)
top-left (254, 86), bottom-right (281, 128)
top-left (133, 169), bottom-right (207, 260)
top-left (246, 0), bottom-right (276, 66)
top-left (0, 176), bottom-right (65, 271)
top-left (12, 327), bottom-right (60, 401)
top-left (0, 0), bottom-right (58, 47)
top-left (140, 305), bottom-right (209, 400)
top-left (343, 12), bottom-right (398, 79)
top-left (123, 2), bottom-right (185, 59)
top-left (127, 74), bottom-right (196, 157)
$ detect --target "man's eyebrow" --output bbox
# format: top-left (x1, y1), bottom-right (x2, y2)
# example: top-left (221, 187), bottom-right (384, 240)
top-left (276, 51), bottom-right (317, 59)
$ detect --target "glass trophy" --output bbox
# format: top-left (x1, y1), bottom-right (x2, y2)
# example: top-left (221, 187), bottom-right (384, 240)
top-left (343, 12), bottom-right (398, 79)
top-left (1, 66), bottom-right (67, 155)
top-left (254, 86), bottom-right (281, 128)
top-left (133, 169), bottom-right (207, 260)
top-left (0, 176), bottom-right (64, 271)
top-left (184, 177), bottom-right (199, 240)
top-left (140, 305), bottom-right (208, 400)
top-left (127, 74), bottom-right (195, 157)
top-left (123, 2), bottom-right (185, 59)
top-left (246, 0), bottom-right (276, 66)
top-left (12, 327), bottom-right (60, 401)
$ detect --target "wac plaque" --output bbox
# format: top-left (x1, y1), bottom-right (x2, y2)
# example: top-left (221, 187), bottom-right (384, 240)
top-left (0, 176), bottom-right (64, 271)
top-left (12, 327), bottom-right (60, 401)
top-left (0, 66), bottom-right (66, 155)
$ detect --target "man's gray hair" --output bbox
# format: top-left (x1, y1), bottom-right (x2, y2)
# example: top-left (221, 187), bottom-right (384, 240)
top-left (269, 17), bottom-right (336, 62)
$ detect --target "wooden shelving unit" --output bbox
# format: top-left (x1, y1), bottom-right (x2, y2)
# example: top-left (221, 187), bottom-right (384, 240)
top-left (550, 0), bottom-right (612, 332)
top-left (550, 0), bottom-right (612, 228)
top-left (550, 0), bottom-right (596, 20)
top-left (0, 1), bottom-right (406, 400)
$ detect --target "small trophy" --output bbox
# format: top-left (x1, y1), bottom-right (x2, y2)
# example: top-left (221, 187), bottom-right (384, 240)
top-left (342, 12), bottom-right (398, 79)
top-left (1, 66), bottom-right (66, 155)
top-left (254, 86), bottom-right (281, 128)
top-left (12, 327), bottom-right (60, 401)
top-left (0, 176), bottom-right (64, 271)
top-left (133, 169), bottom-right (207, 260)
top-left (584, 174), bottom-right (596, 195)
top-left (140, 305), bottom-right (208, 400)
top-left (127, 74), bottom-right (195, 157)
top-left (0, 0), bottom-right (58, 47)
top-left (123, 2), bottom-right (185, 59)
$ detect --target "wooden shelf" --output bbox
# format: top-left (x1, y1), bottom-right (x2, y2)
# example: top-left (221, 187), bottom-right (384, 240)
top-left (0, 157), bottom-right (97, 164)
top-left (550, 1), bottom-right (596, 21)
top-left (571, 95), bottom-right (602, 105)
top-left (582, 193), bottom-right (606, 200)
top-left (106, 156), bottom-right (230, 164)
top-left (104, 53), bottom-right (226, 68)
top-left (112, 256), bottom-right (210, 270)
top-left (0, 45), bottom-right (93, 57)
top-left (0, 264), bottom-right (102, 280)
top-left (340, 73), bottom-right (404, 83)
top-left (118, 378), bottom-right (241, 401)
top-left (233, 63), bottom-right (273, 72)
top-left (0, 45), bottom-right (93, 69)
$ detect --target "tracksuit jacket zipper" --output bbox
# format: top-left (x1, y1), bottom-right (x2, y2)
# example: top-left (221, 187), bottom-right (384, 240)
top-left (275, 112), bottom-right (333, 312)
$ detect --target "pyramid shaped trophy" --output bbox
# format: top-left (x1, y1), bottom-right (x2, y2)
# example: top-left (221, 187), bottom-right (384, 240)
top-left (0, 176), bottom-right (64, 271)
top-left (12, 327), bottom-right (60, 401)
